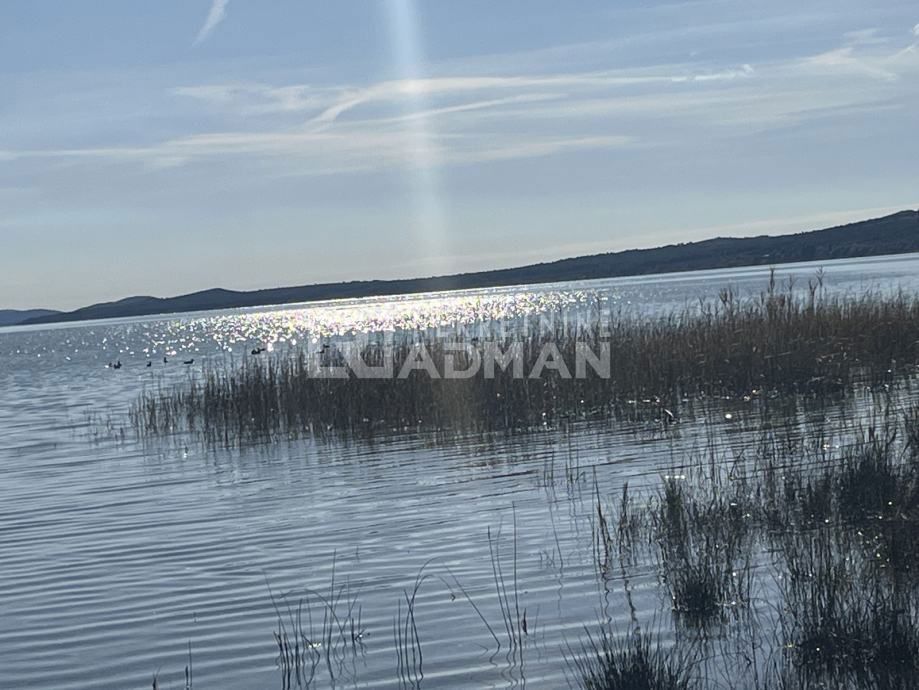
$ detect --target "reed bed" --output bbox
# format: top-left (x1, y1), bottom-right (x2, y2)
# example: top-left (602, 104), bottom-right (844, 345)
top-left (570, 628), bottom-right (698, 690)
top-left (584, 403), bottom-right (919, 688)
top-left (130, 280), bottom-right (919, 445)
top-left (779, 524), bottom-right (919, 689)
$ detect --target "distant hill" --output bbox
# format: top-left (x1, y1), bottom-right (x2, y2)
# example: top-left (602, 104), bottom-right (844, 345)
top-left (21, 209), bottom-right (919, 326)
top-left (0, 309), bottom-right (61, 327)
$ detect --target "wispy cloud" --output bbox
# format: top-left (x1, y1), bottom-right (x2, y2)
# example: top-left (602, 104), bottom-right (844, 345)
top-left (174, 83), bottom-right (323, 114)
top-left (194, 0), bottom-right (230, 46)
top-left (175, 67), bottom-right (756, 128)
top-left (804, 46), bottom-right (899, 81)
top-left (913, 23), bottom-right (919, 38)
top-left (5, 30), bottom-right (918, 178)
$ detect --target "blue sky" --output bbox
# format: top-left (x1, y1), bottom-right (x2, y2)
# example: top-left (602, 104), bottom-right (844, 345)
top-left (1, 1), bottom-right (918, 310)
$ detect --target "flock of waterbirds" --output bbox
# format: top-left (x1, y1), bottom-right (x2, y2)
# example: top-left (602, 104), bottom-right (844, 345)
top-left (105, 341), bottom-right (331, 371)
top-left (106, 355), bottom-right (196, 369)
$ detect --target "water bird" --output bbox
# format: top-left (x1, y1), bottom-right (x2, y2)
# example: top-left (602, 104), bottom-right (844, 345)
top-left (113, 360), bottom-right (122, 370)
top-left (146, 361), bottom-right (152, 368)
top-left (251, 347), bottom-right (266, 355)
top-left (163, 356), bottom-right (168, 364)
top-left (183, 359), bottom-right (195, 365)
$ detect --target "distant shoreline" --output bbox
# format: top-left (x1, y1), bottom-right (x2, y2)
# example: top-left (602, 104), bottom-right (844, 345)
top-left (12, 209), bottom-right (919, 328)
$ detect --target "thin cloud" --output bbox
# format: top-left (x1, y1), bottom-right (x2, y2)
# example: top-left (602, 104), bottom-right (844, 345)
top-left (7, 34), bottom-right (915, 176)
top-left (307, 67), bottom-right (754, 128)
top-left (803, 46), bottom-right (899, 81)
top-left (194, 0), bottom-right (230, 46)
top-left (913, 23), bottom-right (919, 38)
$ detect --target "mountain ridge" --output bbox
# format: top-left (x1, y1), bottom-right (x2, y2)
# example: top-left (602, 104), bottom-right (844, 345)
top-left (19, 209), bottom-right (919, 326)
top-left (0, 309), bottom-right (61, 327)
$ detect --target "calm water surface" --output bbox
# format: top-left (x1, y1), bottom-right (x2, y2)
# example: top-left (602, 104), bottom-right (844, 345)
top-left (2, 254), bottom-right (919, 689)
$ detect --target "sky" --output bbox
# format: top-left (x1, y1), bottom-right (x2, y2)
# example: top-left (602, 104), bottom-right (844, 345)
top-left (1, 1), bottom-right (918, 310)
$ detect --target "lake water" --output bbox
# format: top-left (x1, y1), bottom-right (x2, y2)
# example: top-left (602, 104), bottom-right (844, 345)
top-left (2, 253), bottom-right (919, 689)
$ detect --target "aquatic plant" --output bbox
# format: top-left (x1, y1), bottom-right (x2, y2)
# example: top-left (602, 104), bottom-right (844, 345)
top-left (639, 468), bottom-right (757, 631)
top-left (571, 627), bottom-right (699, 690)
top-left (129, 282), bottom-right (919, 445)
top-left (780, 525), bottom-right (919, 689)
top-left (591, 403), bottom-right (919, 687)
top-left (268, 557), bottom-right (365, 689)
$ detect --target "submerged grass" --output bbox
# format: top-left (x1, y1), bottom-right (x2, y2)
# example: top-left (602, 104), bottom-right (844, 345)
top-left (130, 280), bottom-right (919, 444)
top-left (571, 627), bottom-right (699, 690)
top-left (585, 403), bottom-right (919, 689)
top-left (780, 525), bottom-right (919, 689)
top-left (655, 475), bottom-right (755, 630)
top-left (268, 556), bottom-right (366, 689)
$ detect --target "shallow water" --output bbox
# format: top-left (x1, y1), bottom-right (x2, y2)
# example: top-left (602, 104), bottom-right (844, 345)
top-left (2, 254), bottom-right (919, 689)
